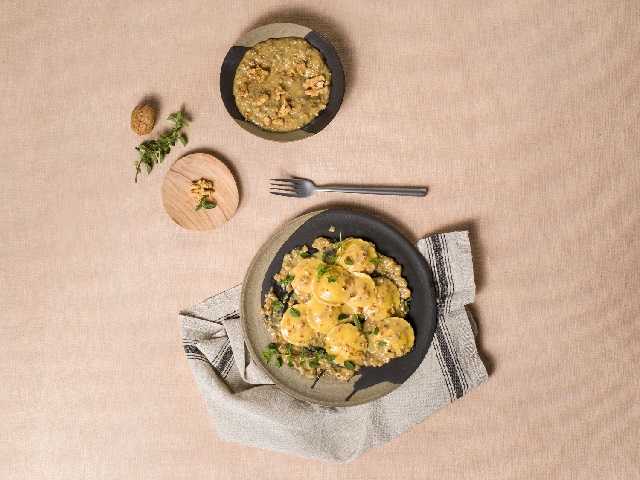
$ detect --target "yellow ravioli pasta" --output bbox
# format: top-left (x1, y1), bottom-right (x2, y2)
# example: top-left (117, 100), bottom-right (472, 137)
top-left (346, 272), bottom-right (376, 311)
top-left (312, 265), bottom-right (353, 306)
top-left (337, 238), bottom-right (377, 273)
top-left (363, 277), bottom-right (401, 321)
top-left (326, 324), bottom-right (367, 366)
top-left (306, 297), bottom-right (341, 333)
top-left (280, 304), bottom-right (315, 346)
top-left (363, 317), bottom-right (415, 365)
top-left (291, 257), bottom-right (325, 299)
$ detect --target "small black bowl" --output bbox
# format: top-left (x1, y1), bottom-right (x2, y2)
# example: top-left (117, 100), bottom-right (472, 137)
top-left (220, 23), bottom-right (345, 142)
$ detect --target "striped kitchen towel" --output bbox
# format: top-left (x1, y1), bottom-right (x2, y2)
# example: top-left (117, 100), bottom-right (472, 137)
top-left (179, 231), bottom-right (488, 463)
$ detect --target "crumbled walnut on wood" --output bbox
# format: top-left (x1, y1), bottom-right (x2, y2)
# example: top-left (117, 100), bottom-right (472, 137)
top-left (246, 66), bottom-right (269, 83)
top-left (278, 101), bottom-right (292, 118)
top-left (189, 178), bottom-right (215, 200)
top-left (252, 93), bottom-right (269, 106)
top-left (303, 75), bottom-right (329, 96)
top-left (274, 84), bottom-right (285, 101)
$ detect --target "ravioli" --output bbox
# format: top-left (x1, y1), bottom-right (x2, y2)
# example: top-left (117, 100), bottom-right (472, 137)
top-left (291, 257), bottom-right (325, 299)
top-left (306, 297), bottom-right (341, 333)
top-left (261, 236), bottom-right (414, 383)
top-left (337, 238), bottom-right (377, 273)
top-left (363, 277), bottom-right (401, 321)
top-left (280, 304), bottom-right (315, 346)
top-left (312, 265), bottom-right (353, 306)
top-left (326, 324), bottom-right (367, 366)
top-left (346, 272), bottom-right (376, 311)
top-left (363, 317), bottom-right (415, 365)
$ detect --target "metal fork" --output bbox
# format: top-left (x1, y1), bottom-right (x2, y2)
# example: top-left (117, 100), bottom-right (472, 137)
top-left (270, 178), bottom-right (427, 198)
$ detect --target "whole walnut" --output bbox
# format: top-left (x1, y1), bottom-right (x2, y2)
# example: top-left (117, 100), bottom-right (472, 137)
top-left (130, 104), bottom-right (156, 135)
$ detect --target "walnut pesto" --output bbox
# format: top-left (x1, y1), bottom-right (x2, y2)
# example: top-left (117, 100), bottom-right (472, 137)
top-left (260, 236), bottom-right (414, 383)
top-left (233, 37), bottom-right (331, 132)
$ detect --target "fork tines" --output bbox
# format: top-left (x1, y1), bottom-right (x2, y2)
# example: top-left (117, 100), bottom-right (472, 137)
top-left (270, 178), bottom-right (303, 197)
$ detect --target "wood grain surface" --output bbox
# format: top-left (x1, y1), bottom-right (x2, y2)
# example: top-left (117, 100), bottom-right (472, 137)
top-left (161, 153), bottom-right (239, 231)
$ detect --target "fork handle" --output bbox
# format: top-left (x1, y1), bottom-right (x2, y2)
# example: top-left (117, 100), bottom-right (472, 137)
top-left (316, 186), bottom-right (427, 197)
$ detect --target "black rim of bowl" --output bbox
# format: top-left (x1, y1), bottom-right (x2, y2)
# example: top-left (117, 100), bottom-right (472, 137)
top-left (220, 23), bottom-right (345, 142)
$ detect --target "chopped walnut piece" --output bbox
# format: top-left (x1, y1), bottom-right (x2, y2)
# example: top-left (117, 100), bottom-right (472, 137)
top-left (274, 84), bottom-right (286, 101)
top-left (246, 66), bottom-right (269, 83)
top-left (189, 178), bottom-right (215, 201)
top-left (263, 117), bottom-right (272, 126)
top-left (303, 75), bottom-right (329, 97)
top-left (278, 101), bottom-right (292, 118)
top-left (236, 83), bottom-right (248, 97)
top-left (252, 93), bottom-right (269, 106)
top-left (295, 61), bottom-right (307, 75)
top-left (272, 118), bottom-right (284, 126)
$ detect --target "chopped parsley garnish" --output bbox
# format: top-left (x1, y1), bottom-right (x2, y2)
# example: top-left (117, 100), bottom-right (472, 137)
top-left (338, 313), bottom-right (349, 320)
top-left (343, 361), bottom-right (355, 370)
top-left (299, 251), bottom-right (311, 258)
top-left (374, 326), bottom-right (380, 335)
top-left (316, 264), bottom-right (331, 279)
top-left (344, 257), bottom-right (353, 266)
top-left (327, 276), bottom-right (337, 283)
top-left (271, 300), bottom-right (283, 310)
top-left (274, 356), bottom-right (282, 367)
top-left (378, 341), bottom-right (387, 347)
top-left (308, 361), bottom-right (319, 369)
top-left (279, 275), bottom-right (294, 287)
top-left (369, 257), bottom-right (381, 264)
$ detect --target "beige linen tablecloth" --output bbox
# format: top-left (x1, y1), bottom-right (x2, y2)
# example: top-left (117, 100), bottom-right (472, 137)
top-left (1, 0), bottom-right (638, 478)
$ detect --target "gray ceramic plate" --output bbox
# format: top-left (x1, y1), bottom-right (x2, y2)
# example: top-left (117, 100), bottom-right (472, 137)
top-left (220, 23), bottom-right (345, 142)
top-left (240, 209), bottom-right (437, 407)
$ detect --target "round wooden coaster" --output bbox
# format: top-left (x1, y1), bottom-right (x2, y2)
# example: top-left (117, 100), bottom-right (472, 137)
top-left (161, 153), bottom-right (239, 231)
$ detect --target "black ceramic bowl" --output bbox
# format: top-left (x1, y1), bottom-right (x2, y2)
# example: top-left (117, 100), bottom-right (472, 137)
top-left (220, 23), bottom-right (345, 142)
top-left (240, 209), bottom-right (438, 407)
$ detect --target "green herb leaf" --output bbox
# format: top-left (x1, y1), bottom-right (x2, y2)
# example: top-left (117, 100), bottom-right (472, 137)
top-left (369, 257), bottom-right (381, 264)
top-left (195, 204), bottom-right (202, 211)
top-left (300, 360), bottom-right (306, 366)
top-left (134, 111), bottom-right (189, 182)
top-left (378, 341), bottom-right (387, 347)
top-left (316, 264), bottom-right (331, 279)
top-left (299, 251), bottom-right (311, 258)
top-left (325, 354), bottom-right (337, 362)
top-left (204, 202), bottom-right (216, 209)
top-left (354, 316), bottom-right (362, 330)
top-left (343, 361), bottom-right (355, 370)
top-left (344, 257), bottom-right (353, 265)
top-left (261, 350), bottom-right (271, 363)
top-left (285, 343), bottom-right (292, 355)
top-left (279, 275), bottom-right (294, 287)
top-left (271, 300), bottom-right (283, 310)
top-left (274, 356), bottom-right (282, 368)
top-left (327, 276), bottom-right (337, 283)
top-left (288, 361), bottom-right (294, 368)
top-left (308, 361), bottom-right (319, 369)
top-left (374, 326), bottom-right (380, 335)
top-left (289, 307), bottom-right (300, 318)
top-left (337, 314), bottom-right (349, 320)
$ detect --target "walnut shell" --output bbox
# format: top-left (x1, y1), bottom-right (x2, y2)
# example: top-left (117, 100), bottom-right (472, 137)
top-left (130, 104), bottom-right (156, 135)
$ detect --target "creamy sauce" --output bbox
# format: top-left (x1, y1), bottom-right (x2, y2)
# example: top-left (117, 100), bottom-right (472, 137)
top-left (233, 37), bottom-right (331, 132)
top-left (260, 236), bottom-right (414, 383)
